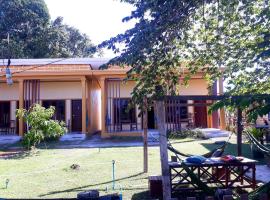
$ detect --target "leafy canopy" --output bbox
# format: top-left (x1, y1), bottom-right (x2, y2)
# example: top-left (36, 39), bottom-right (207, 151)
top-left (100, 0), bottom-right (270, 119)
top-left (0, 0), bottom-right (97, 58)
top-left (17, 104), bottom-right (67, 149)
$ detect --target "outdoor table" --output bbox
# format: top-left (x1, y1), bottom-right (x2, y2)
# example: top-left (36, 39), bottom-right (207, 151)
top-left (169, 157), bottom-right (257, 196)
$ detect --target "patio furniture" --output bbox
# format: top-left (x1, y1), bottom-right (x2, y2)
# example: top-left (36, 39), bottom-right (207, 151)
top-left (169, 157), bottom-right (257, 196)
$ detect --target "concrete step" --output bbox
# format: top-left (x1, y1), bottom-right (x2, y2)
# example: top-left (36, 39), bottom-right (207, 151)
top-left (199, 128), bottom-right (230, 139)
top-left (60, 133), bottom-right (86, 141)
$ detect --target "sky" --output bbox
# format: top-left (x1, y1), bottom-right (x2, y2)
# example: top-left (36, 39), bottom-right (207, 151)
top-left (44, 0), bottom-right (135, 58)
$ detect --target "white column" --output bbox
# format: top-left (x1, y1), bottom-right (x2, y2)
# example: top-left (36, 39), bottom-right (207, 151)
top-left (10, 101), bottom-right (17, 121)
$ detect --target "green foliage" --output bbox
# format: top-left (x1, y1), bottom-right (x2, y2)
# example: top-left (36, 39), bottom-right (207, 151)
top-left (208, 95), bottom-right (270, 122)
top-left (100, 0), bottom-right (270, 116)
top-left (17, 104), bottom-right (67, 149)
top-left (0, 0), bottom-right (97, 58)
top-left (169, 129), bottom-right (204, 140)
top-left (22, 129), bottom-right (44, 149)
top-left (42, 17), bottom-right (98, 58)
top-left (245, 127), bottom-right (263, 140)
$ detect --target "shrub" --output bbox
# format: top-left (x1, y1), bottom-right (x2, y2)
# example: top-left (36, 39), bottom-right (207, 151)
top-left (168, 129), bottom-right (204, 140)
top-left (17, 104), bottom-right (67, 149)
top-left (21, 129), bottom-right (44, 148)
top-left (245, 127), bottom-right (263, 140)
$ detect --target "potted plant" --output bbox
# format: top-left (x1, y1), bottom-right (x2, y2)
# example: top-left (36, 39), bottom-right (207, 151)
top-left (247, 127), bottom-right (265, 159)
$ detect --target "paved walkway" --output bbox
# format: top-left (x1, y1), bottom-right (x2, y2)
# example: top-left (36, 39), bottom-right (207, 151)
top-left (0, 135), bottom-right (21, 145)
top-left (0, 130), bottom-right (161, 148)
top-left (199, 128), bottom-right (230, 139)
top-left (57, 133), bottom-right (159, 149)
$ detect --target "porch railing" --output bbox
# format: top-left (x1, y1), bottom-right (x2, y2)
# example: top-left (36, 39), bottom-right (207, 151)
top-left (105, 79), bottom-right (142, 133)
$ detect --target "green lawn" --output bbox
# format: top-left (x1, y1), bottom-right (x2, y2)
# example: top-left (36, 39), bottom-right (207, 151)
top-left (0, 137), bottom-right (259, 199)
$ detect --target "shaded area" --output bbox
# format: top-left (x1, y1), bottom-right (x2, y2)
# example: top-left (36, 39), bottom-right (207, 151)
top-left (131, 190), bottom-right (151, 200)
top-left (0, 149), bottom-right (35, 160)
top-left (0, 140), bottom-right (21, 151)
top-left (39, 172), bottom-right (144, 197)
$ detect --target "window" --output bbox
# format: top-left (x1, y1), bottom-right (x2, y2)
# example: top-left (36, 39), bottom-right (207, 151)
top-left (43, 100), bottom-right (65, 122)
top-left (113, 98), bottom-right (136, 124)
top-left (166, 100), bottom-right (188, 123)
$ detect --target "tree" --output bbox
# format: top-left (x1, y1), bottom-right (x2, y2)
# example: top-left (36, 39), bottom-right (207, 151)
top-left (100, 0), bottom-right (270, 120)
top-left (44, 17), bottom-right (97, 58)
top-left (17, 104), bottom-right (67, 149)
top-left (0, 0), bottom-right (97, 58)
top-left (0, 0), bottom-right (50, 58)
top-left (99, 0), bottom-right (216, 109)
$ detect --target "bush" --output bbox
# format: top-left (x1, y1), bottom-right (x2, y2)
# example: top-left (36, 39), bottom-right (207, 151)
top-left (17, 104), bottom-right (67, 149)
top-left (245, 127), bottom-right (263, 140)
top-left (21, 129), bottom-right (44, 148)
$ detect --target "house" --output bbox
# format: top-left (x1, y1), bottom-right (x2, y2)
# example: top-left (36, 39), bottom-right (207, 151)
top-left (0, 58), bottom-right (226, 138)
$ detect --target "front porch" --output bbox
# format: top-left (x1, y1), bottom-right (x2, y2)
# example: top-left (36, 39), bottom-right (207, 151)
top-left (101, 79), bottom-right (226, 138)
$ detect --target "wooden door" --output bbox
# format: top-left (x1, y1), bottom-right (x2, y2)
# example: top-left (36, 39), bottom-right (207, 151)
top-left (71, 100), bottom-right (82, 132)
top-left (194, 100), bottom-right (208, 128)
top-left (0, 102), bottom-right (10, 128)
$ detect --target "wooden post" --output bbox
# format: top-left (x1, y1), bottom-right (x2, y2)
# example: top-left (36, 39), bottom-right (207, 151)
top-left (100, 77), bottom-right (107, 137)
top-left (155, 100), bottom-right (171, 200)
top-left (211, 81), bottom-right (219, 128)
top-left (81, 77), bottom-right (87, 133)
top-left (87, 79), bottom-right (92, 134)
top-left (237, 108), bottom-right (243, 156)
top-left (143, 98), bottom-right (148, 173)
top-left (219, 76), bottom-right (226, 130)
top-left (19, 79), bottom-right (24, 136)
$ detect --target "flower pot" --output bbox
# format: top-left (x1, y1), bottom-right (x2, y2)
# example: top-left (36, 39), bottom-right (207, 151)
top-left (250, 143), bottom-right (264, 159)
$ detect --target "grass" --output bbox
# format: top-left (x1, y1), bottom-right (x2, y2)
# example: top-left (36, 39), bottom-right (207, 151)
top-left (0, 136), bottom-right (263, 199)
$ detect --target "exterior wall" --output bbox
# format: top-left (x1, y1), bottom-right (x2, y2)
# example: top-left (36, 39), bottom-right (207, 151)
top-left (0, 82), bottom-right (19, 100)
top-left (119, 81), bottom-right (135, 97)
top-left (178, 79), bottom-right (209, 95)
top-left (40, 81), bottom-right (81, 100)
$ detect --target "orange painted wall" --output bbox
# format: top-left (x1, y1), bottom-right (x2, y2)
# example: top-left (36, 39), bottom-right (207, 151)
top-left (89, 79), bottom-right (101, 133)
